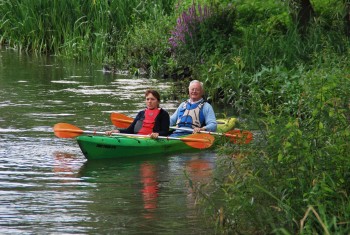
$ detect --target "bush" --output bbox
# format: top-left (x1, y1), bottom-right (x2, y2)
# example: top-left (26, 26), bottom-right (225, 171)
top-left (168, 3), bottom-right (236, 69)
top-left (205, 59), bottom-right (350, 234)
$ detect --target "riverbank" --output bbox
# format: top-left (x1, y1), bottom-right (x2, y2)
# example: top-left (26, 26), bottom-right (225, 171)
top-left (1, 0), bottom-right (350, 233)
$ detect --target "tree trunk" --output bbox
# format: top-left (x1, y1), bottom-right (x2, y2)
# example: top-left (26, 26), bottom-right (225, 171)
top-left (344, 0), bottom-right (350, 37)
top-left (289, 0), bottom-right (315, 34)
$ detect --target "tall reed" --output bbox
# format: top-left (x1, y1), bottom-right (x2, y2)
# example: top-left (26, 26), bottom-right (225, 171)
top-left (0, 0), bottom-right (175, 62)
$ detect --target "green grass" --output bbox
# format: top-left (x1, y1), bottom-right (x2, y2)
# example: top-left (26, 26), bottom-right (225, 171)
top-left (0, 0), bottom-right (175, 62)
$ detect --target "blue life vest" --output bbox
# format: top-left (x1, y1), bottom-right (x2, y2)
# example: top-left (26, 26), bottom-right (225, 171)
top-left (176, 100), bottom-right (205, 129)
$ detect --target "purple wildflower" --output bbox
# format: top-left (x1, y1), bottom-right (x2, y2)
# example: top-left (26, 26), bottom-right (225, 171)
top-left (169, 3), bottom-right (211, 50)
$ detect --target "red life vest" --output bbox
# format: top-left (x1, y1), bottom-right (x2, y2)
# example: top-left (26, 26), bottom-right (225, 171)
top-left (137, 108), bottom-right (160, 135)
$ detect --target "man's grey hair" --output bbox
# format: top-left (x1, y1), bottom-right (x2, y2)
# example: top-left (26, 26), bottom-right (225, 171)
top-left (189, 80), bottom-right (204, 90)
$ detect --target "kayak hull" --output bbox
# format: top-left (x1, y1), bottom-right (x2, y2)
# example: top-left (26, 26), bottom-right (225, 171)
top-left (76, 117), bottom-right (236, 160)
top-left (217, 117), bottom-right (237, 133)
top-left (77, 135), bottom-right (198, 160)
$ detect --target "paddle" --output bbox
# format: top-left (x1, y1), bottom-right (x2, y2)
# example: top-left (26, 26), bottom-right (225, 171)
top-left (53, 123), bottom-right (214, 149)
top-left (110, 112), bottom-right (226, 127)
top-left (110, 113), bottom-right (133, 128)
top-left (170, 127), bottom-right (253, 144)
top-left (110, 113), bottom-right (253, 144)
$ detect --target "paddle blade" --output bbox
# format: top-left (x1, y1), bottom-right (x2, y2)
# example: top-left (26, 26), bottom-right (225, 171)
top-left (181, 133), bottom-right (215, 149)
top-left (53, 123), bottom-right (83, 138)
top-left (110, 113), bottom-right (133, 128)
top-left (225, 130), bottom-right (253, 144)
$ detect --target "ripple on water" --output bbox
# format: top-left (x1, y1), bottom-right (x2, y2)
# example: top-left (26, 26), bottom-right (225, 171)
top-left (0, 132), bottom-right (95, 233)
top-left (51, 80), bottom-right (83, 84)
top-left (63, 87), bottom-right (117, 96)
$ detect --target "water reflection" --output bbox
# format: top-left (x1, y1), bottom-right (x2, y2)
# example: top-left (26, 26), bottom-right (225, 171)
top-left (76, 157), bottom-right (162, 232)
top-left (53, 151), bottom-right (83, 182)
top-left (186, 157), bottom-right (214, 183)
top-left (140, 162), bottom-right (158, 218)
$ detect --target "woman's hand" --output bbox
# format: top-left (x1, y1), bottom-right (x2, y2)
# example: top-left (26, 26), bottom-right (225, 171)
top-left (149, 132), bottom-right (159, 139)
top-left (106, 129), bottom-right (120, 136)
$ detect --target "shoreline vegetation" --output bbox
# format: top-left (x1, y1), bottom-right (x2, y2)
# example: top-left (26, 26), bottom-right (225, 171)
top-left (1, 0), bottom-right (350, 233)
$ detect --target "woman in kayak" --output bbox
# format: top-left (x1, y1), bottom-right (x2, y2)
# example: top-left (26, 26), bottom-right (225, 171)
top-left (106, 89), bottom-right (170, 139)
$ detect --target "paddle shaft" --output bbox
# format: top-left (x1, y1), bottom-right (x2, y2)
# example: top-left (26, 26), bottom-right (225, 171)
top-left (110, 113), bottom-right (225, 124)
top-left (57, 128), bottom-right (210, 143)
top-left (170, 126), bottom-right (253, 144)
top-left (109, 113), bottom-right (253, 144)
top-left (171, 127), bottom-right (235, 137)
top-left (113, 118), bottom-right (225, 125)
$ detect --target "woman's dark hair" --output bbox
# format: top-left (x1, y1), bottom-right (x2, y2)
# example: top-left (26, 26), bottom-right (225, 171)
top-left (145, 89), bottom-right (161, 102)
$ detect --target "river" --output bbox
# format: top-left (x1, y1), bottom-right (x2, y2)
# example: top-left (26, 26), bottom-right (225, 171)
top-left (0, 48), bottom-right (218, 234)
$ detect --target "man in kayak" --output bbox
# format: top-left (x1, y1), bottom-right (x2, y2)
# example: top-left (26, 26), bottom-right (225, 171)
top-left (107, 89), bottom-right (170, 139)
top-left (170, 80), bottom-right (217, 137)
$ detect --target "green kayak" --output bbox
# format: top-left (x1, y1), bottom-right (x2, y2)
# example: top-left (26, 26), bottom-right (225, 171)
top-left (75, 117), bottom-right (237, 160)
top-left (76, 135), bottom-right (200, 160)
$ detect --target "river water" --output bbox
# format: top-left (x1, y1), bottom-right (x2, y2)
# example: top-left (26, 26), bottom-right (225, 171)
top-left (0, 49), bottom-right (218, 234)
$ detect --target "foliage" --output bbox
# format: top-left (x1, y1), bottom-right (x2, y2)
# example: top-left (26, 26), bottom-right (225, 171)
top-left (204, 58), bottom-right (350, 234)
top-left (168, 2), bottom-right (236, 69)
top-left (199, 20), bottom-right (349, 115)
top-left (169, 3), bottom-right (211, 50)
top-left (0, 0), bottom-right (176, 62)
top-left (105, 11), bottom-right (173, 77)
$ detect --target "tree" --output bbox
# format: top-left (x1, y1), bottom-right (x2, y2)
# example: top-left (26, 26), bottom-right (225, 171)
top-left (288, 0), bottom-right (350, 37)
top-left (344, 0), bottom-right (350, 37)
top-left (288, 0), bottom-right (315, 35)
